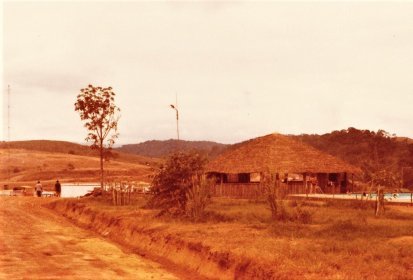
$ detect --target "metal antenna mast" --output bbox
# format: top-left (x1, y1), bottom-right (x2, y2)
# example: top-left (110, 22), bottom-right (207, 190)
top-left (175, 92), bottom-right (179, 141)
top-left (169, 92), bottom-right (180, 141)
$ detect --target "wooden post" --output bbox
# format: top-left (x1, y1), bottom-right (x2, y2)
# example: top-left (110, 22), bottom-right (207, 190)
top-left (112, 184), bottom-right (116, 206)
top-left (375, 187), bottom-right (385, 216)
top-left (304, 173), bottom-right (308, 198)
top-left (117, 183), bottom-right (120, 206)
top-left (220, 173), bottom-right (223, 197)
top-left (351, 173), bottom-right (354, 193)
top-left (128, 185), bottom-right (132, 205)
top-left (120, 184), bottom-right (123, 205)
top-left (113, 184), bottom-right (118, 206)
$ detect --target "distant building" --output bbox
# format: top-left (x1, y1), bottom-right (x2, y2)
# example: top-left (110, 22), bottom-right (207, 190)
top-left (206, 133), bottom-right (361, 198)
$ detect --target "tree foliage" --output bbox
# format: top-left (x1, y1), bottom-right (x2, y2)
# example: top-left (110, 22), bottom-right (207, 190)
top-left (296, 127), bottom-right (413, 187)
top-left (370, 169), bottom-right (401, 189)
top-left (148, 151), bottom-right (208, 216)
top-left (74, 85), bottom-right (120, 188)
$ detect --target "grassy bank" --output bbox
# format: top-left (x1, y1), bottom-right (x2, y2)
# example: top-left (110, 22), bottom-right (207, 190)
top-left (47, 195), bottom-right (413, 280)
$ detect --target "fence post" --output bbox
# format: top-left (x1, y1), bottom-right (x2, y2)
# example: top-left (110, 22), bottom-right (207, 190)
top-left (121, 183), bottom-right (124, 206)
top-left (116, 183), bottom-right (120, 206)
top-left (128, 185), bottom-right (131, 205)
top-left (112, 184), bottom-right (116, 206)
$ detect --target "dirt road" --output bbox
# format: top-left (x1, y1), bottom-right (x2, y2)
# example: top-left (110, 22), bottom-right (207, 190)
top-left (0, 197), bottom-right (178, 279)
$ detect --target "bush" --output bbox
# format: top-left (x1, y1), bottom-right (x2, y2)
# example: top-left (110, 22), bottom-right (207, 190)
top-left (186, 176), bottom-right (214, 222)
top-left (147, 151), bottom-right (207, 216)
top-left (276, 201), bottom-right (290, 222)
top-left (293, 207), bottom-right (312, 224)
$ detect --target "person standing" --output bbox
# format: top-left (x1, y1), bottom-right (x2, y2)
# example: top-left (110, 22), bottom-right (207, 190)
top-left (35, 181), bottom-right (43, 197)
top-left (55, 180), bottom-right (61, 197)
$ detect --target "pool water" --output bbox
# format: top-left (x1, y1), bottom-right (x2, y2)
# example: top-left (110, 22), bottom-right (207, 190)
top-left (351, 193), bottom-right (412, 200)
top-left (61, 184), bottom-right (100, 198)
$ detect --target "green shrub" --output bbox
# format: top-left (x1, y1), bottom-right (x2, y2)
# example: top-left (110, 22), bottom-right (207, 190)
top-left (148, 151), bottom-right (207, 217)
top-left (186, 176), bottom-right (214, 222)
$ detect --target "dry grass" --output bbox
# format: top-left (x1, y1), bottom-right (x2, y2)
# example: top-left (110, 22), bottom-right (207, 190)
top-left (51, 195), bottom-right (413, 279)
top-left (0, 148), bottom-right (154, 188)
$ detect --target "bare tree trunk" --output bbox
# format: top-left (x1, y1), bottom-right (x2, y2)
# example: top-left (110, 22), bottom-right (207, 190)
top-left (262, 172), bottom-right (278, 220)
top-left (100, 138), bottom-right (104, 189)
top-left (375, 187), bottom-right (385, 217)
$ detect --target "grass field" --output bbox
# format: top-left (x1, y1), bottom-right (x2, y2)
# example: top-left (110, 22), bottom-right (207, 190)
top-left (50, 195), bottom-right (413, 279)
top-left (0, 148), bottom-right (157, 188)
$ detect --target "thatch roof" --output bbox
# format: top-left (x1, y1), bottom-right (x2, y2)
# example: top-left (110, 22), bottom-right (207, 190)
top-left (206, 133), bottom-right (361, 174)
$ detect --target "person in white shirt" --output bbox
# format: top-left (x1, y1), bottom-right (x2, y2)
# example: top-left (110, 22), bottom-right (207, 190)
top-left (35, 181), bottom-right (43, 197)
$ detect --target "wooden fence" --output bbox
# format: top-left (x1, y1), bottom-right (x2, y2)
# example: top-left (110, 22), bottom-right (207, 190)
top-left (210, 182), bottom-right (301, 199)
top-left (105, 182), bottom-right (150, 206)
top-left (210, 183), bottom-right (265, 199)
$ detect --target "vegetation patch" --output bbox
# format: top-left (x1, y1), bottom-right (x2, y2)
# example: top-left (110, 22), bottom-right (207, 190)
top-left (46, 195), bottom-right (413, 280)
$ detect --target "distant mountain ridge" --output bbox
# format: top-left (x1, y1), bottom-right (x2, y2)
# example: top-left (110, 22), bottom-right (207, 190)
top-left (117, 139), bottom-right (229, 158)
top-left (2, 128), bottom-right (412, 187)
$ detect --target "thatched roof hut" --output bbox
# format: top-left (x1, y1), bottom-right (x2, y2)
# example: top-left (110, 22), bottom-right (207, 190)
top-left (206, 133), bottom-right (361, 174)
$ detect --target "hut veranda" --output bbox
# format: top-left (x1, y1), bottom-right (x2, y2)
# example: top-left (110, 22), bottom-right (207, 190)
top-left (206, 133), bottom-right (361, 199)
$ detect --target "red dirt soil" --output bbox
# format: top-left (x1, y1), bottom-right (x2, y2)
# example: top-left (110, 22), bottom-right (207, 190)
top-left (0, 197), bottom-right (178, 279)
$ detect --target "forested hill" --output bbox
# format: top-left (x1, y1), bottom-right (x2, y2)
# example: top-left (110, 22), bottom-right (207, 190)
top-left (117, 139), bottom-right (229, 158)
top-left (293, 128), bottom-right (413, 186)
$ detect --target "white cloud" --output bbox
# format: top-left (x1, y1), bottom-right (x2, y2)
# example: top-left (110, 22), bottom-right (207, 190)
top-left (2, 2), bottom-right (413, 144)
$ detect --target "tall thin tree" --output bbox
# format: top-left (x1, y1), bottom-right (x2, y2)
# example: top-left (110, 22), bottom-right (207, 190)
top-left (74, 85), bottom-right (120, 188)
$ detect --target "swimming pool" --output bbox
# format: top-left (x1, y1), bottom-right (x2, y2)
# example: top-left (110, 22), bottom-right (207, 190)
top-left (291, 193), bottom-right (413, 203)
top-left (351, 193), bottom-right (413, 200)
top-left (61, 183), bottom-right (100, 198)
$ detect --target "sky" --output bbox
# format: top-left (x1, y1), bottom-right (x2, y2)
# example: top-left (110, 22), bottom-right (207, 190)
top-left (2, 1), bottom-right (413, 145)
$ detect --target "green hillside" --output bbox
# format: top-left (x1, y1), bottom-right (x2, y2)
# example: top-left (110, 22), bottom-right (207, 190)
top-left (293, 128), bottom-right (413, 187)
top-left (117, 139), bottom-right (228, 159)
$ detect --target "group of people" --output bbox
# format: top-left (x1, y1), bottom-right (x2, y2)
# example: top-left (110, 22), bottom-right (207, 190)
top-left (34, 180), bottom-right (61, 197)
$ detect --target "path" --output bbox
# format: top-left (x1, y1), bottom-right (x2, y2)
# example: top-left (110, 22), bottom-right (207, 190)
top-left (0, 197), bottom-right (178, 279)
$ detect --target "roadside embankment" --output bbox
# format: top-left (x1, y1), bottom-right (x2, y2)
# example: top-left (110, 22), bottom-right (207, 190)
top-left (46, 197), bottom-right (413, 280)
top-left (46, 199), bottom-right (279, 280)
